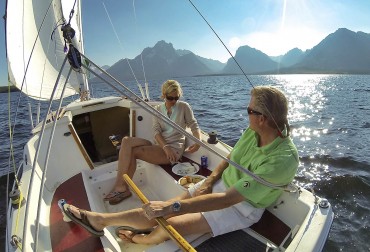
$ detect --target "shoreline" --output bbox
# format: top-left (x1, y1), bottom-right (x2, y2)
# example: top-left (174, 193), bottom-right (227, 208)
top-left (0, 85), bottom-right (19, 93)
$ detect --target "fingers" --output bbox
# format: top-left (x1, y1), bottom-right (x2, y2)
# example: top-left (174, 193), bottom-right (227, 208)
top-left (142, 203), bottom-right (154, 220)
top-left (142, 201), bottom-right (171, 219)
top-left (164, 147), bottom-right (179, 163)
top-left (185, 144), bottom-right (200, 153)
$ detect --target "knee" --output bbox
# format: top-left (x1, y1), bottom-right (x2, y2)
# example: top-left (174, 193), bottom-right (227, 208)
top-left (132, 146), bottom-right (145, 158)
top-left (121, 136), bottom-right (131, 145)
top-left (166, 217), bottom-right (182, 229)
top-left (120, 137), bottom-right (136, 150)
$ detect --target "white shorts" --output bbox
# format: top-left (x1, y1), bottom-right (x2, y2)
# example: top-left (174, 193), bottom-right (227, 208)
top-left (188, 179), bottom-right (264, 237)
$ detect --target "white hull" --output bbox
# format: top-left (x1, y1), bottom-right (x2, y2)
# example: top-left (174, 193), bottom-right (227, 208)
top-left (7, 96), bottom-right (333, 251)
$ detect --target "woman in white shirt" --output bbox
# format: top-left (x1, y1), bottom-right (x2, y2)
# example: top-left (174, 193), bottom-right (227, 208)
top-left (104, 80), bottom-right (201, 205)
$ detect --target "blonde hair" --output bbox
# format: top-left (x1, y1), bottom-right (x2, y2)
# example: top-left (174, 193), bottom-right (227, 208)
top-left (251, 86), bottom-right (290, 135)
top-left (161, 80), bottom-right (183, 99)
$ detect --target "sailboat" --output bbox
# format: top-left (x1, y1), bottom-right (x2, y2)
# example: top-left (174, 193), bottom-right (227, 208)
top-left (5, 0), bottom-right (333, 251)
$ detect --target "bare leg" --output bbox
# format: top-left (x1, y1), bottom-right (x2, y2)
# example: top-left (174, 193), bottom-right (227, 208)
top-left (111, 137), bottom-right (153, 193)
top-left (116, 192), bottom-right (212, 244)
top-left (68, 203), bottom-right (211, 245)
top-left (111, 138), bottom-right (172, 194)
top-left (67, 204), bottom-right (157, 231)
top-left (120, 213), bottom-right (212, 244)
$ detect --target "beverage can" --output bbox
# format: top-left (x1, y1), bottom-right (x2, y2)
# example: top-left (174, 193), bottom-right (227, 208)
top-left (201, 156), bottom-right (208, 169)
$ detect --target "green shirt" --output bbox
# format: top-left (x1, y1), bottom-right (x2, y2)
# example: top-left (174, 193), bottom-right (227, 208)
top-left (222, 127), bottom-right (299, 208)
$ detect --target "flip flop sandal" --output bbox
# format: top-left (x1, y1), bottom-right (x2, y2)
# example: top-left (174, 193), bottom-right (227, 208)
top-left (108, 190), bottom-right (132, 205)
top-left (115, 226), bottom-right (154, 243)
top-left (63, 204), bottom-right (104, 237)
top-left (104, 191), bottom-right (127, 201)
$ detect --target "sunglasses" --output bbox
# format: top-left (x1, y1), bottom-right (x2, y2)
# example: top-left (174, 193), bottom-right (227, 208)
top-left (247, 107), bottom-right (263, 116)
top-left (166, 95), bottom-right (179, 101)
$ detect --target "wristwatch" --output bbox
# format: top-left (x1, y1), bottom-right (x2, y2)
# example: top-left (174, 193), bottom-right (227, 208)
top-left (172, 201), bottom-right (181, 212)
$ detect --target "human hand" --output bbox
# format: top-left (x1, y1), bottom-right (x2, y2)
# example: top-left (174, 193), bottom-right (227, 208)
top-left (193, 177), bottom-right (213, 196)
top-left (184, 144), bottom-right (200, 153)
top-left (163, 146), bottom-right (178, 163)
top-left (142, 201), bottom-right (172, 220)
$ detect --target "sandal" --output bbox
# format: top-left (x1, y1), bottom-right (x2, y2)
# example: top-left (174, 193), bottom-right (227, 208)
top-left (104, 191), bottom-right (126, 201)
top-left (63, 204), bottom-right (104, 237)
top-left (115, 226), bottom-right (154, 243)
top-left (103, 190), bottom-right (132, 205)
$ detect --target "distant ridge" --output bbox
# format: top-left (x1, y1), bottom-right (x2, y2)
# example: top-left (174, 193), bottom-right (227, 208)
top-left (93, 28), bottom-right (370, 81)
top-left (290, 28), bottom-right (370, 73)
top-left (222, 45), bottom-right (278, 74)
top-left (98, 40), bottom-right (215, 81)
top-left (0, 85), bottom-right (19, 93)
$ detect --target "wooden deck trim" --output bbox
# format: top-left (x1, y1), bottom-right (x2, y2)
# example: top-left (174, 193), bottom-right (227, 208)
top-left (68, 123), bottom-right (94, 169)
top-left (131, 110), bottom-right (136, 137)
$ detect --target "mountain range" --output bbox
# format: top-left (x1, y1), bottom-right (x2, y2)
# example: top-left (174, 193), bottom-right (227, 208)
top-left (93, 28), bottom-right (370, 82)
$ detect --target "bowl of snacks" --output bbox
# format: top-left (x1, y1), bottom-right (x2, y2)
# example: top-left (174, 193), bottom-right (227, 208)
top-left (178, 175), bottom-right (206, 189)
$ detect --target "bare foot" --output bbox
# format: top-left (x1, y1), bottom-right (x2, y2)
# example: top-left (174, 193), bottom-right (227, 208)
top-left (117, 229), bottom-right (136, 243)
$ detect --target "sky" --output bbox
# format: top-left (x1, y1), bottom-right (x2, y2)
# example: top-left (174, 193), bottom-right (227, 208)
top-left (1, 0), bottom-right (370, 86)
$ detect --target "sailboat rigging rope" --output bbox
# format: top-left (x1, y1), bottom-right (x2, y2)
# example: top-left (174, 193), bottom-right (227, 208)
top-left (132, 0), bottom-right (149, 91)
top-left (6, 2), bottom-right (54, 249)
top-left (187, 0), bottom-right (298, 163)
top-left (8, 0), bottom-right (54, 138)
top-left (7, 85), bottom-right (24, 245)
top-left (21, 56), bottom-right (69, 251)
top-left (82, 55), bottom-right (297, 192)
top-left (67, 0), bottom-right (78, 25)
top-left (101, 1), bottom-right (147, 100)
top-left (187, 0), bottom-right (255, 89)
top-left (34, 67), bottom-right (73, 251)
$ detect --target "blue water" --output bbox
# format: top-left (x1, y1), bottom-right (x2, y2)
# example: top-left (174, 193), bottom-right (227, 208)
top-left (1, 74), bottom-right (370, 251)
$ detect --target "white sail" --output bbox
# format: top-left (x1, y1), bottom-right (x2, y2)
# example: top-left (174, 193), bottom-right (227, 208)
top-left (6, 0), bottom-right (86, 101)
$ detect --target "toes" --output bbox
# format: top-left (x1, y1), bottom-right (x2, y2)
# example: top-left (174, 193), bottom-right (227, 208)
top-left (118, 230), bottom-right (134, 242)
top-left (68, 205), bottom-right (81, 218)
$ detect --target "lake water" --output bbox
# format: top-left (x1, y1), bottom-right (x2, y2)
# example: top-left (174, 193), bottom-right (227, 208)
top-left (1, 74), bottom-right (370, 251)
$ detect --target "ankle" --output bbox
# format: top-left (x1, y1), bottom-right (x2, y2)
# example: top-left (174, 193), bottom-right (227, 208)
top-left (115, 184), bottom-right (127, 192)
top-left (95, 214), bottom-right (106, 229)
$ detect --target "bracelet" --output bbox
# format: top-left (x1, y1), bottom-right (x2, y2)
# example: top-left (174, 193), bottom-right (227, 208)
top-left (163, 144), bottom-right (170, 150)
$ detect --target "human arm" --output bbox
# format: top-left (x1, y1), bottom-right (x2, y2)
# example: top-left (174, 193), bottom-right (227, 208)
top-left (183, 102), bottom-right (201, 153)
top-left (193, 154), bottom-right (230, 196)
top-left (154, 133), bottom-right (178, 163)
top-left (142, 186), bottom-right (245, 219)
top-left (184, 128), bottom-right (201, 153)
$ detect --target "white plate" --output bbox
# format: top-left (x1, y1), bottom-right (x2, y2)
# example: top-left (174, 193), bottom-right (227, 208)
top-left (172, 162), bottom-right (199, 176)
top-left (178, 174), bottom-right (206, 189)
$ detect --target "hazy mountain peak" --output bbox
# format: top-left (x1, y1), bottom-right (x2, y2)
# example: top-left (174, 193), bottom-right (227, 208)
top-left (95, 28), bottom-right (370, 81)
top-left (140, 40), bottom-right (178, 62)
top-left (154, 40), bottom-right (174, 50)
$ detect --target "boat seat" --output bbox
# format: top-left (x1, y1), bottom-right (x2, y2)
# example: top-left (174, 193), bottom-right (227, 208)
top-left (249, 209), bottom-right (291, 247)
top-left (194, 210), bottom-right (291, 252)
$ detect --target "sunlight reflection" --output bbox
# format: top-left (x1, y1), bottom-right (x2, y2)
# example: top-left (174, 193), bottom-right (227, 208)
top-left (266, 74), bottom-right (337, 183)
top-left (297, 156), bottom-right (330, 183)
top-left (268, 74), bottom-right (331, 123)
